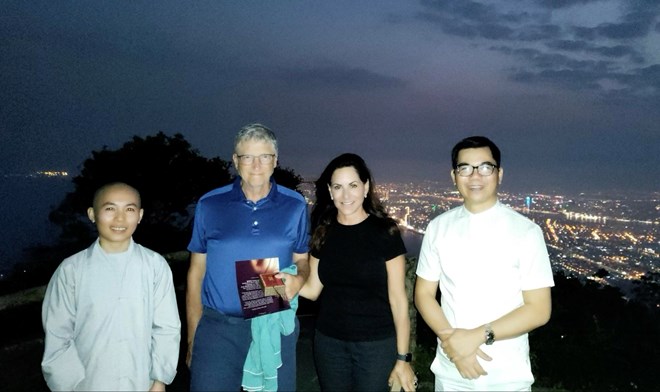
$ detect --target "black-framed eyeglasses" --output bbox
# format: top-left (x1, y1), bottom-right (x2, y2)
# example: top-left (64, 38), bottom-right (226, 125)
top-left (236, 154), bottom-right (276, 165)
top-left (455, 162), bottom-right (498, 177)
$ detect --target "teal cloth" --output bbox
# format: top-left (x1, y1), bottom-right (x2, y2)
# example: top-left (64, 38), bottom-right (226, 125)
top-left (242, 265), bottom-right (299, 392)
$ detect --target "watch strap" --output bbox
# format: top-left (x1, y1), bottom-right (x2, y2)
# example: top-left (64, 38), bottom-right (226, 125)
top-left (485, 324), bottom-right (495, 345)
top-left (396, 352), bottom-right (412, 362)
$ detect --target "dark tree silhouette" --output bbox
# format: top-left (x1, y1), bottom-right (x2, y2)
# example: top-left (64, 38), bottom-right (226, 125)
top-left (593, 268), bottom-right (610, 279)
top-left (414, 270), bottom-right (660, 390)
top-left (273, 165), bottom-right (304, 192)
top-left (49, 132), bottom-right (231, 254)
top-left (530, 271), bottom-right (660, 391)
top-left (632, 271), bottom-right (660, 310)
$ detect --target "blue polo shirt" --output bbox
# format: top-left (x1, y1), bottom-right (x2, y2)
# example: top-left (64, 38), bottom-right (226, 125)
top-left (188, 177), bottom-right (310, 316)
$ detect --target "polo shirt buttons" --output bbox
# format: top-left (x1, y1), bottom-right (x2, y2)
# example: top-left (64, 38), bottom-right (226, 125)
top-left (251, 220), bottom-right (260, 235)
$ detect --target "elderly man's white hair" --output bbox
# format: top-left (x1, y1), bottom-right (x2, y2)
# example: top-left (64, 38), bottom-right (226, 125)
top-left (233, 123), bottom-right (278, 155)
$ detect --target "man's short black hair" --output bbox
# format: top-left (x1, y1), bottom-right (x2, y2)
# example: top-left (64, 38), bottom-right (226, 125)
top-left (451, 136), bottom-right (501, 168)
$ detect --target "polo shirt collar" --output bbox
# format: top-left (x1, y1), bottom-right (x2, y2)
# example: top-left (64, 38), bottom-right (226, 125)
top-left (229, 176), bottom-right (279, 204)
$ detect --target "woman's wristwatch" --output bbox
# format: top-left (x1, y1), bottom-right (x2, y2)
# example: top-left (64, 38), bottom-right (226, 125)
top-left (396, 352), bottom-right (413, 362)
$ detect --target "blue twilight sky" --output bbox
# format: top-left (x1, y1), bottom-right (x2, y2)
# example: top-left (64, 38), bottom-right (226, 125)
top-left (2, 0), bottom-right (659, 193)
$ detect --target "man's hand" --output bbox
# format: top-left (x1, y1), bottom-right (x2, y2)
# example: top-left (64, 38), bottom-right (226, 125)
top-left (186, 341), bottom-right (193, 369)
top-left (186, 252), bottom-right (206, 370)
top-left (452, 354), bottom-right (489, 380)
top-left (149, 380), bottom-right (166, 391)
top-left (439, 328), bottom-right (492, 380)
top-left (439, 328), bottom-right (485, 360)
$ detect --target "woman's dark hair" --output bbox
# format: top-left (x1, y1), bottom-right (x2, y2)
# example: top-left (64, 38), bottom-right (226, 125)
top-left (310, 153), bottom-right (397, 252)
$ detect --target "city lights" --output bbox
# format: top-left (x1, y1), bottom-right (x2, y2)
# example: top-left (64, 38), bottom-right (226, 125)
top-left (365, 182), bottom-right (659, 291)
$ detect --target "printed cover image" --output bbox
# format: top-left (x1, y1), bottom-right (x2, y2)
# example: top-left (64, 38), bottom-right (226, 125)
top-left (235, 257), bottom-right (290, 319)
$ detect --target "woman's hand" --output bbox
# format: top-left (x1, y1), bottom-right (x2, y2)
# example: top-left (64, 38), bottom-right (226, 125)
top-left (388, 360), bottom-right (417, 391)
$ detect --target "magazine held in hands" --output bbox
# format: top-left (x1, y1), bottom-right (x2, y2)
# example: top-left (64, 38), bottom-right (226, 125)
top-left (235, 257), bottom-right (290, 319)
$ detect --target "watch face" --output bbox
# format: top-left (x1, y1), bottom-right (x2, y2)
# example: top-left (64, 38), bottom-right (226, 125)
top-left (397, 353), bottom-right (413, 362)
top-left (486, 329), bottom-right (495, 345)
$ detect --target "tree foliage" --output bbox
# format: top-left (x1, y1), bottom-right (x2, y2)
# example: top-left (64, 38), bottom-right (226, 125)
top-left (49, 132), bottom-right (232, 254)
top-left (48, 132), bottom-right (306, 258)
top-left (632, 271), bottom-right (660, 310)
top-left (414, 270), bottom-right (660, 391)
top-left (530, 272), bottom-right (660, 391)
top-left (273, 165), bottom-right (305, 192)
top-left (1, 132), bottom-right (305, 293)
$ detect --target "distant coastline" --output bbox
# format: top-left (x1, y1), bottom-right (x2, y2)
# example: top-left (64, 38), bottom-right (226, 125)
top-left (1, 175), bottom-right (657, 286)
top-left (0, 176), bottom-right (72, 275)
top-left (400, 226), bottom-right (423, 258)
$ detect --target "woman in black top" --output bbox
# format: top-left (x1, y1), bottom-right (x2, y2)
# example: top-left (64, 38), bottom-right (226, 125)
top-left (300, 153), bottom-right (416, 391)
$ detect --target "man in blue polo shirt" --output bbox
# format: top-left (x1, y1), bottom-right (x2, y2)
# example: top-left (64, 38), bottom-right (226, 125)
top-left (186, 123), bottom-right (310, 391)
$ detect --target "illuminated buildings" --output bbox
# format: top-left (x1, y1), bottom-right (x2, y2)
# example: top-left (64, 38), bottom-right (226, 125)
top-left (379, 182), bottom-right (659, 294)
top-left (299, 179), bottom-right (658, 296)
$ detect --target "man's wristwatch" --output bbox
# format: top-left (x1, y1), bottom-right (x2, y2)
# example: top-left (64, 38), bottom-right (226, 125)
top-left (396, 352), bottom-right (413, 362)
top-left (484, 324), bottom-right (495, 345)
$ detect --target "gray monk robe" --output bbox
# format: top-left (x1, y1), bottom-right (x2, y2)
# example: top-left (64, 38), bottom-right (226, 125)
top-left (41, 239), bottom-right (181, 391)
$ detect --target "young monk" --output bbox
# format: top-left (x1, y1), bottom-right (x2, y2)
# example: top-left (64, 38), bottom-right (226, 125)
top-left (41, 182), bottom-right (181, 391)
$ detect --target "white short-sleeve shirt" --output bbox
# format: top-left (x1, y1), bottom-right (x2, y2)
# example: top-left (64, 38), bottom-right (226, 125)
top-left (416, 201), bottom-right (554, 387)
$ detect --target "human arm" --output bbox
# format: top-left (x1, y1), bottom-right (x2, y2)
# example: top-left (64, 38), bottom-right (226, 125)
top-left (149, 380), bottom-right (166, 391)
top-left (386, 255), bottom-right (416, 391)
top-left (440, 286), bottom-right (552, 362)
top-left (150, 259), bottom-right (181, 386)
top-left (41, 265), bottom-right (86, 391)
top-left (486, 283), bottom-right (553, 340)
top-left (185, 252), bottom-right (206, 368)
top-left (299, 255), bottom-right (324, 301)
top-left (413, 276), bottom-right (451, 337)
top-left (414, 276), bottom-right (490, 379)
top-left (278, 251), bottom-right (309, 300)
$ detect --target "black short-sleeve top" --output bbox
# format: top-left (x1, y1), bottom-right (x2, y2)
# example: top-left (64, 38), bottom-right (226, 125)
top-left (311, 214), bottom-right (407, 341)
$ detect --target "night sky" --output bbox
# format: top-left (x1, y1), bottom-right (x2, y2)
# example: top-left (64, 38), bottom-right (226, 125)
top-left (2, 1), bottom-right (659, 193)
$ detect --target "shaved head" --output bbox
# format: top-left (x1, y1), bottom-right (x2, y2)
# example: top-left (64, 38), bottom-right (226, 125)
top-left (92, 182), bottom-right (142, 212)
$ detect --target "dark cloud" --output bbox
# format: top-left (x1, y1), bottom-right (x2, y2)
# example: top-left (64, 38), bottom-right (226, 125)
top-left (417, 0), bottom-right (660, 99)
top-left (510, 68), bottom-right (604, 90)
top-left (419, 0), bottom-right (660, 43)
top-left (415, 12), bottom-right (503, 39)
top-left (493, 46), bottom-right (613, 71)
top-left (493, 45), bottom-right (659, 97)
top-left (277, 65), bottom-right (407, 90)
top-left (590, 45), bottom-right (643, 62)
top-left (505, 55), bottom-right (660, 104)
top-left (612, 64), bottom-right (660, 91)
top-left (575, 21), bottom-right (650, 40)
top-left (416, 0), bottom-right (536, 40)
top-left (601, 21), bottom-right (649, 39)
top-left (546, 40), bottom-right (644, 62)
top-left (545, 40), bottom-right (588, 51)
top-left (515, 24), bottom-right (562, 41)
top-left (1, 0), bottom-right (659, 193)
top-left (535, 0), bottom-right (605, 8)
top-left (573, 3), bottom-right (660, 40)
top-left (417, 0), bottom-right (557, 42)
top-left (420, 0), bottom-right (502, 24)
top-left (492, 45), bottom-right (653, 95)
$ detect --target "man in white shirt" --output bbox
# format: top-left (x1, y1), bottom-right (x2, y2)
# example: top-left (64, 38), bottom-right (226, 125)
top-left (415, 136), bottom-right (554, 391)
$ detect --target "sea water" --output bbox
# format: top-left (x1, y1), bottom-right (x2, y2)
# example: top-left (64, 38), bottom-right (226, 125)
top-left (0, 175), bottom-right (72, 276)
